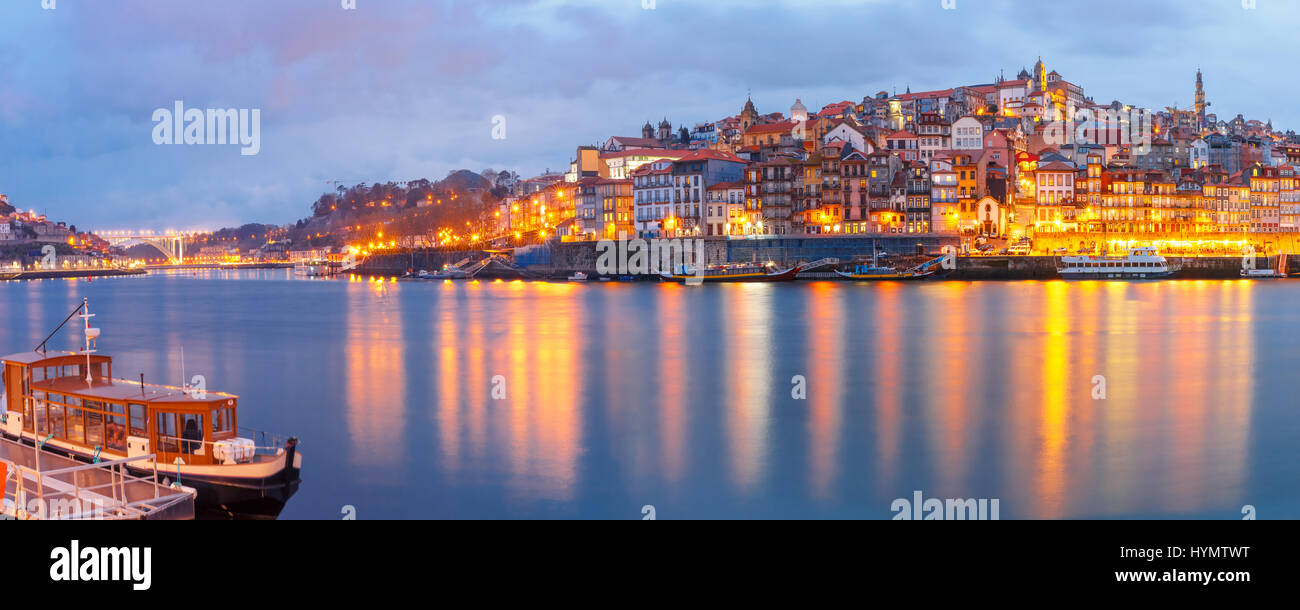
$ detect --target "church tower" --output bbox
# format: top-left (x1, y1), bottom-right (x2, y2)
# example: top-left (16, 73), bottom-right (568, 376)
top-left (1194, 69), bottom-right (1209, 130)
top-left (1032, 56), bottom-right (1047, 93)
top-left (642, 121), bottom-right (654, 139)
top-left (740, 96), bottom-right (758, 131)
top-left (658, 118), bottom-right (672, 143)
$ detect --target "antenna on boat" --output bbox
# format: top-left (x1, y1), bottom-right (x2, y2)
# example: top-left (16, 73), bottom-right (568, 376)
top-left (34, 300), bottom-right (88, 356)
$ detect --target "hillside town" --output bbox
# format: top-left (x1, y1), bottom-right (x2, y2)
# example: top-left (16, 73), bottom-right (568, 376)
top-left (496, 59), bottom-right (1300, 255)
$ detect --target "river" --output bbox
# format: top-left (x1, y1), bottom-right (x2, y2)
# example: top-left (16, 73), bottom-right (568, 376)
top-left (1, 270), bottom-right (1296, 519)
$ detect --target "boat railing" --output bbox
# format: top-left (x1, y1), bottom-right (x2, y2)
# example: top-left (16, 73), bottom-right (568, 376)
top-left (2, 454), bottom-right (192, 520)
top-left (155, 426), bottom-right (293, 457)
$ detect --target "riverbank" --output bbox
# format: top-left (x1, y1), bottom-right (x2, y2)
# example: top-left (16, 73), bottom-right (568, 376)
top-left (0, 268), bottom-right (147, 281)
top-left (350, 236), bottom-right (1288, 281)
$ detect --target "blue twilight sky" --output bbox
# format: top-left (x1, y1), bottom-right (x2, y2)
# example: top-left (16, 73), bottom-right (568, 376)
top-left (0, 0), bottom-right (1297, 231)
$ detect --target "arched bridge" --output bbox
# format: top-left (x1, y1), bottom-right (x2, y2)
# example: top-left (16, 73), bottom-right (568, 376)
top-left (96, 230), bottom-right (207, 265)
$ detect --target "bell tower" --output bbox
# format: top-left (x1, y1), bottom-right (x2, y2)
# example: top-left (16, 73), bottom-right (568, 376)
top-left (1194, 69), bottom-right (1209, 131)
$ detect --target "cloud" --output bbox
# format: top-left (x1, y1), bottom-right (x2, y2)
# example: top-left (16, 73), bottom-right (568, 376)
top-left (0, 0), bottom-right (1297, 229)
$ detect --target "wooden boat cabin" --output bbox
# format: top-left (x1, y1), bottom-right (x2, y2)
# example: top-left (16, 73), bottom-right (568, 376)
top-left (2, 351), bottom-right (239, 466)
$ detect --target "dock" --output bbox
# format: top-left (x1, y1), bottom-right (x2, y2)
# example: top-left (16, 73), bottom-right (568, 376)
top-left (0, 268), bottom-right (147, 281)
top-left (1, 437), bottom-right (194, 520)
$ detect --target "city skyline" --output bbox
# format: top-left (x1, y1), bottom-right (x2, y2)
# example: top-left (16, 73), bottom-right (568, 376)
top-left (1, 0), bottom-right (1298, 230)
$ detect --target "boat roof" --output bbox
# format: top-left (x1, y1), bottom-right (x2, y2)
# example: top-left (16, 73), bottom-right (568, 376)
top-left (4, 350), bottom-right (236, 405)
top-left (32, 376), bottom-right (236, 405)
top-left (1, 350), bottom-right (79, 365)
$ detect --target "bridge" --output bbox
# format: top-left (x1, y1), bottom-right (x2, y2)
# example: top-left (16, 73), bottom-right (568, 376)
top-left (95, 230), bottom-right (207, 265)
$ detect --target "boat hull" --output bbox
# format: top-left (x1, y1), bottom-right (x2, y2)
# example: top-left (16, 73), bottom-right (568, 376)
top-left (0, 430), bottom-right (301, 519)
top-left (659, 266), bottom-right (802, 283)
top-left (834, 270), bottom-right (933, 281)
top-left (1057, 270), bottom-right (1178, 280)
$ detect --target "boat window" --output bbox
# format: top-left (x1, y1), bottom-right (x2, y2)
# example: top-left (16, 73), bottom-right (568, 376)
top-left (33, 390), bottom-right (44, 401)
top-left (106, 415), bottom-right (127, 452)
top-left (48, 404), bottom-right (64, 439)
top-left (85, 411), bottom-right (103, 447)
top-left (179, 414), bottom-right (204, 455)
top-left (105, 402), bottom-right (125, 415)
top-left (32, 367), bottom-right (45, 383)
top-left (129, 404), bottom-right (147, 438)
top-left (33, 399), bottom-right (47, 436)
top-left (156, 413), bottom-right (178, 453)
top-left (66, 396), bottom-right (80, 408)
top-left (65, 407), bottom-right (84, 444)
top-left (48, 393), bottom-right (63, 404)
top-left (212, 407), bottom-right (234, 435)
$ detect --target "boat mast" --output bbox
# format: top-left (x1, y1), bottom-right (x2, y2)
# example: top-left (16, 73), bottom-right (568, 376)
top-left (78, 297), bottom-right (100, 388)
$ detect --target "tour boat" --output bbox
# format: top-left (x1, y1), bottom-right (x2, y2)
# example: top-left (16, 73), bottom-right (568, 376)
top-left (659, 262), bottom-right (803, 283)
top-left (567, 272), bottom-right (589, 282)
top-left (0, 299), bottom-right (301, 519)
top-left (1056, 246), bottom-right (1180, 280)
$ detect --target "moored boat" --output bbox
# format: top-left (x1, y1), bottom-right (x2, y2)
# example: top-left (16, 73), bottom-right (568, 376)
top-left (659, 262), bottom-right (803, 283)
top-left (835, 253), bottom-right (942, 281)
top-left (1056, 246), bottom-right (1180, 280)
top-left (567, 271), bottom-right (589, 281)
top-left (0, 299), bottom-right (301, 519)
top-left (293, 260), bottom-right (335, 277)
top-left (418, 265), bottom-right (469, 280)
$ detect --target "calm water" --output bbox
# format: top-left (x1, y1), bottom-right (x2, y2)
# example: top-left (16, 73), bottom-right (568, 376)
top-left (2, 270), bottom-right (1297, 519)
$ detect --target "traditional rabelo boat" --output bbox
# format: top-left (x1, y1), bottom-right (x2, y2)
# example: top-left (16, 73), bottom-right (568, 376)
top-left (0, 299), bottom-right (301, 518)
top-left (834, 254), bottom-right (945, 281)
top-left (659, 261), bottom-right (803, 283)
top-left (834, 265), bottom-right (934, 281)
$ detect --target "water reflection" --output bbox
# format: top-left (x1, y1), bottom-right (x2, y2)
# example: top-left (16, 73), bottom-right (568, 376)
top-left (0, 275), bottom-right (1282, 518)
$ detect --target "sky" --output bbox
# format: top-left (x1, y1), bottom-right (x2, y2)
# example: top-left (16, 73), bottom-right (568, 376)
top-left (0, 0), bottom-right (1297, 231)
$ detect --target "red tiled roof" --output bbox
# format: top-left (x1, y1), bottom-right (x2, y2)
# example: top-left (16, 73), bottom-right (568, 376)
top-left (675, 149), bottom-right (747, 164)
top-left (1037, 161), bottom-right (1076, 172)
top-left (600, 148), bottom-right (688, 159)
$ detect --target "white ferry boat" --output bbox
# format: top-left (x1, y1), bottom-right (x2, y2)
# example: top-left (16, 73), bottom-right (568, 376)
top-left (1056, 246), bottom-right (1180, 280)
top-left (293, 260), bottom-right (335, 277)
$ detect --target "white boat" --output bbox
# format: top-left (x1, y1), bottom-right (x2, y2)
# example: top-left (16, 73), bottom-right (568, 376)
top-left (418, 264), bottom-right (469, 280)
top-left (1057, 246), bottom-right (1180, 280)
top-left (567, 272), bottom-right (589, 282)
top-left (293, 260), bottom-right (334, 277)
